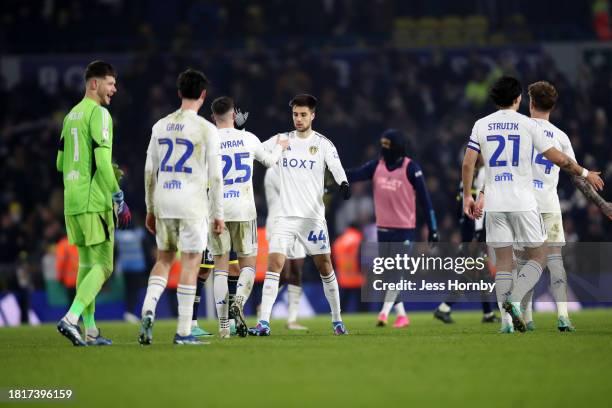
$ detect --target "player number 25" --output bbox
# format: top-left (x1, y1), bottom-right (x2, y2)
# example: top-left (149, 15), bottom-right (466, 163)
top-left (158, 138), bottom-right (194, 173)
top-left (222, 152), bottom-right (251, 185)
top-left (486, 134), bottom-right (520, 167)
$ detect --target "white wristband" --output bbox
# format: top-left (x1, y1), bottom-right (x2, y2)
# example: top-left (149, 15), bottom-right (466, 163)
top-left (581, 168), bottom-right (588, 178)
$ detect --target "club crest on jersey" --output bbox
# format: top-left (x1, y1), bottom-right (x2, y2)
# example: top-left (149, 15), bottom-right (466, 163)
top-left (309, 146), bottom-right (318, 155)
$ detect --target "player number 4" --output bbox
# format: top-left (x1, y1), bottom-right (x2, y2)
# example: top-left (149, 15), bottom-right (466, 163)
top-left (534, 153), bottom-right (554, 174)
top-left (307, 230), bottom-right (326, 243)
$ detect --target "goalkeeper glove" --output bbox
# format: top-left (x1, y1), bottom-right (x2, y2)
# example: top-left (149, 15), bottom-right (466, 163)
top-left (112, 191), bottom-right (132, 229)
top-left (340, 181), bottom-right (351, 200)
top-left (234, 108), bottom-right (249, 130)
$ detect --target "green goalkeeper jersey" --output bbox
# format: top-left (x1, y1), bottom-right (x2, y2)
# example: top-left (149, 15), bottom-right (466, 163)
top-left (57, 97), bottom-right (120, 215)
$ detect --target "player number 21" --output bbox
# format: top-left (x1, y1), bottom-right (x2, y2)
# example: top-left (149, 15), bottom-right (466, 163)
top-left (307, 230), bottom-right (326, 243)
top-left (486, 134), bottom-right (520, 167)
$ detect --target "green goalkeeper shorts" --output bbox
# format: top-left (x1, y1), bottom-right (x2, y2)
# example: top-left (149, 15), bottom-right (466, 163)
top-left (65, 210), bottom-right (115, 247)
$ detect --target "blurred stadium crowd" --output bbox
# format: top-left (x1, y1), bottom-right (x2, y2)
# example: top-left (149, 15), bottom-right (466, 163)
top-left (0, 0), bottom-right (611, 321)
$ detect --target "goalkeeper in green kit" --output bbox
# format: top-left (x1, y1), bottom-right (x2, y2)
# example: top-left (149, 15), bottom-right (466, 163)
top-left (56, 60), bottom-right (132, 346)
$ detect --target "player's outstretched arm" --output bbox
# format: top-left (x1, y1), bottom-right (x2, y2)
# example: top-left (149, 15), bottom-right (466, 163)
top-left (542, 147), bottom-right (604, 191)
top-left (345, 160), bottom-right (377, 183)
top-left (462, 147), bottom-right (478, 219)
top-left (253, 134), bottom-right (286, 168)
top-left (571, 175), bottom-right (612, 219)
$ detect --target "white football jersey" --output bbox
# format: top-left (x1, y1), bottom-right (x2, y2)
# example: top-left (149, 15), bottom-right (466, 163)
top-left (262, 130), bottom-right (347, 220)
top-left (145, 109), bottom-right (222, 220)
top-left (530, 118), bottom-right (575, 213)
top-left (264, 166), bottom-right (280, 233)
top-left (468, 109), bottom-right (554, 212)
top-left (218, 128), bottom-right (282, 221)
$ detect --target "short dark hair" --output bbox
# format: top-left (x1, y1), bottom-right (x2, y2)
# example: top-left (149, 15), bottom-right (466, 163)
top-left (489, 76), bottom-right (522, 108)
top-left (289, 94), bottom-right (317, 111)
top-left (528, 81), bottom-right (558, 112)
top-left (84, 60), bottom-right (116, 81)
top-left (177, 68), bottom-right (210, 100)
top-left (211, 96), bottom-right (234, 116)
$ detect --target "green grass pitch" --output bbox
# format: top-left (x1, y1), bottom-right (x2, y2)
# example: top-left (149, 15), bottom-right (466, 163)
top-left (2, 309), bottom-right (612, 408)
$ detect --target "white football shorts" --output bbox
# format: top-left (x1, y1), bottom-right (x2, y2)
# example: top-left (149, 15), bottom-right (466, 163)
top-left (542, 212), bottom-right (565, 246)
top-left (486, 210), bottom-right (547, 248)
top-left (155, 217), bottom-right (208, 253)
top-left (208, 219), bottom-right (258, 257)
top-left (269, 216), bottom-right (330, 256)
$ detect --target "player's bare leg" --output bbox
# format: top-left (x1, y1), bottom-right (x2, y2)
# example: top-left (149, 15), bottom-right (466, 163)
top-left (213, 253), bottom-right (231, 338)
top-left (248, 252), bottom-right (285, 336)
top-left (139, 250), bottom-right (175, 345)
top-left (173, 251), bottom-right (207, 345)
top-left (231, 255), bottom-right (256, 337)
top-left (283, 258), bottom-right (308, 331)
top-left (313, 254), bottom-right (347, 335)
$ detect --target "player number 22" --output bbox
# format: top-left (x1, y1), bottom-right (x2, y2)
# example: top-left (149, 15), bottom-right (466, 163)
top-left (307, 230), bottom-right (326, 243)
top-left (486, 134), bottom-right (520, 167)
top-left (158, 138), bottom-right (194, 173)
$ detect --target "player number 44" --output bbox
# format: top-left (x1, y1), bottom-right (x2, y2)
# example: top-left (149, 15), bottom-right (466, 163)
top-left (307, 230), bottom-right (326, 243)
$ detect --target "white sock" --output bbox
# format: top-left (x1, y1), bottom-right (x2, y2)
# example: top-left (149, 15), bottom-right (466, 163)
top-left (259, 272), bottom-right (281, 322)
top-left (394, 302), bottom-right (407, 317)
top-left (191, 320), bottom-right (198, 328)
top-left (511, 261), bottom-right (543, 303)
top-left (438, 302), bottom-right (451, 313)
top-left (495, 270), bottom-right (513, 327)
top-left (321, 271), bottom-right (342, 322)
top-left (287, 284), bottom-right (302, 323)
top-left (236, 266), bottom-right (256, 305)
top-left (213, 269), bottom-right (229, 328)
top-left (176, 284), bottom-right (196, 336)
top-left (86, 327), bottom-right (99, 338)
top-left (142, 276), bottom-right (167, 318)
top-left (521, 289), bottom-right (534, 322)
top-left (548, 253), bottom-right (569, 318)
top-left (380, 290), bottom-right (399, 315)
top-left (63, 312), bottom-right (79, 325)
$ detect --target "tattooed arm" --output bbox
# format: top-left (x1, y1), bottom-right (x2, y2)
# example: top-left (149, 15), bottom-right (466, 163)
top-left (571, 175), bottom-right (612, 219)
top-left (542, 147), bottom-right (604, 191)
